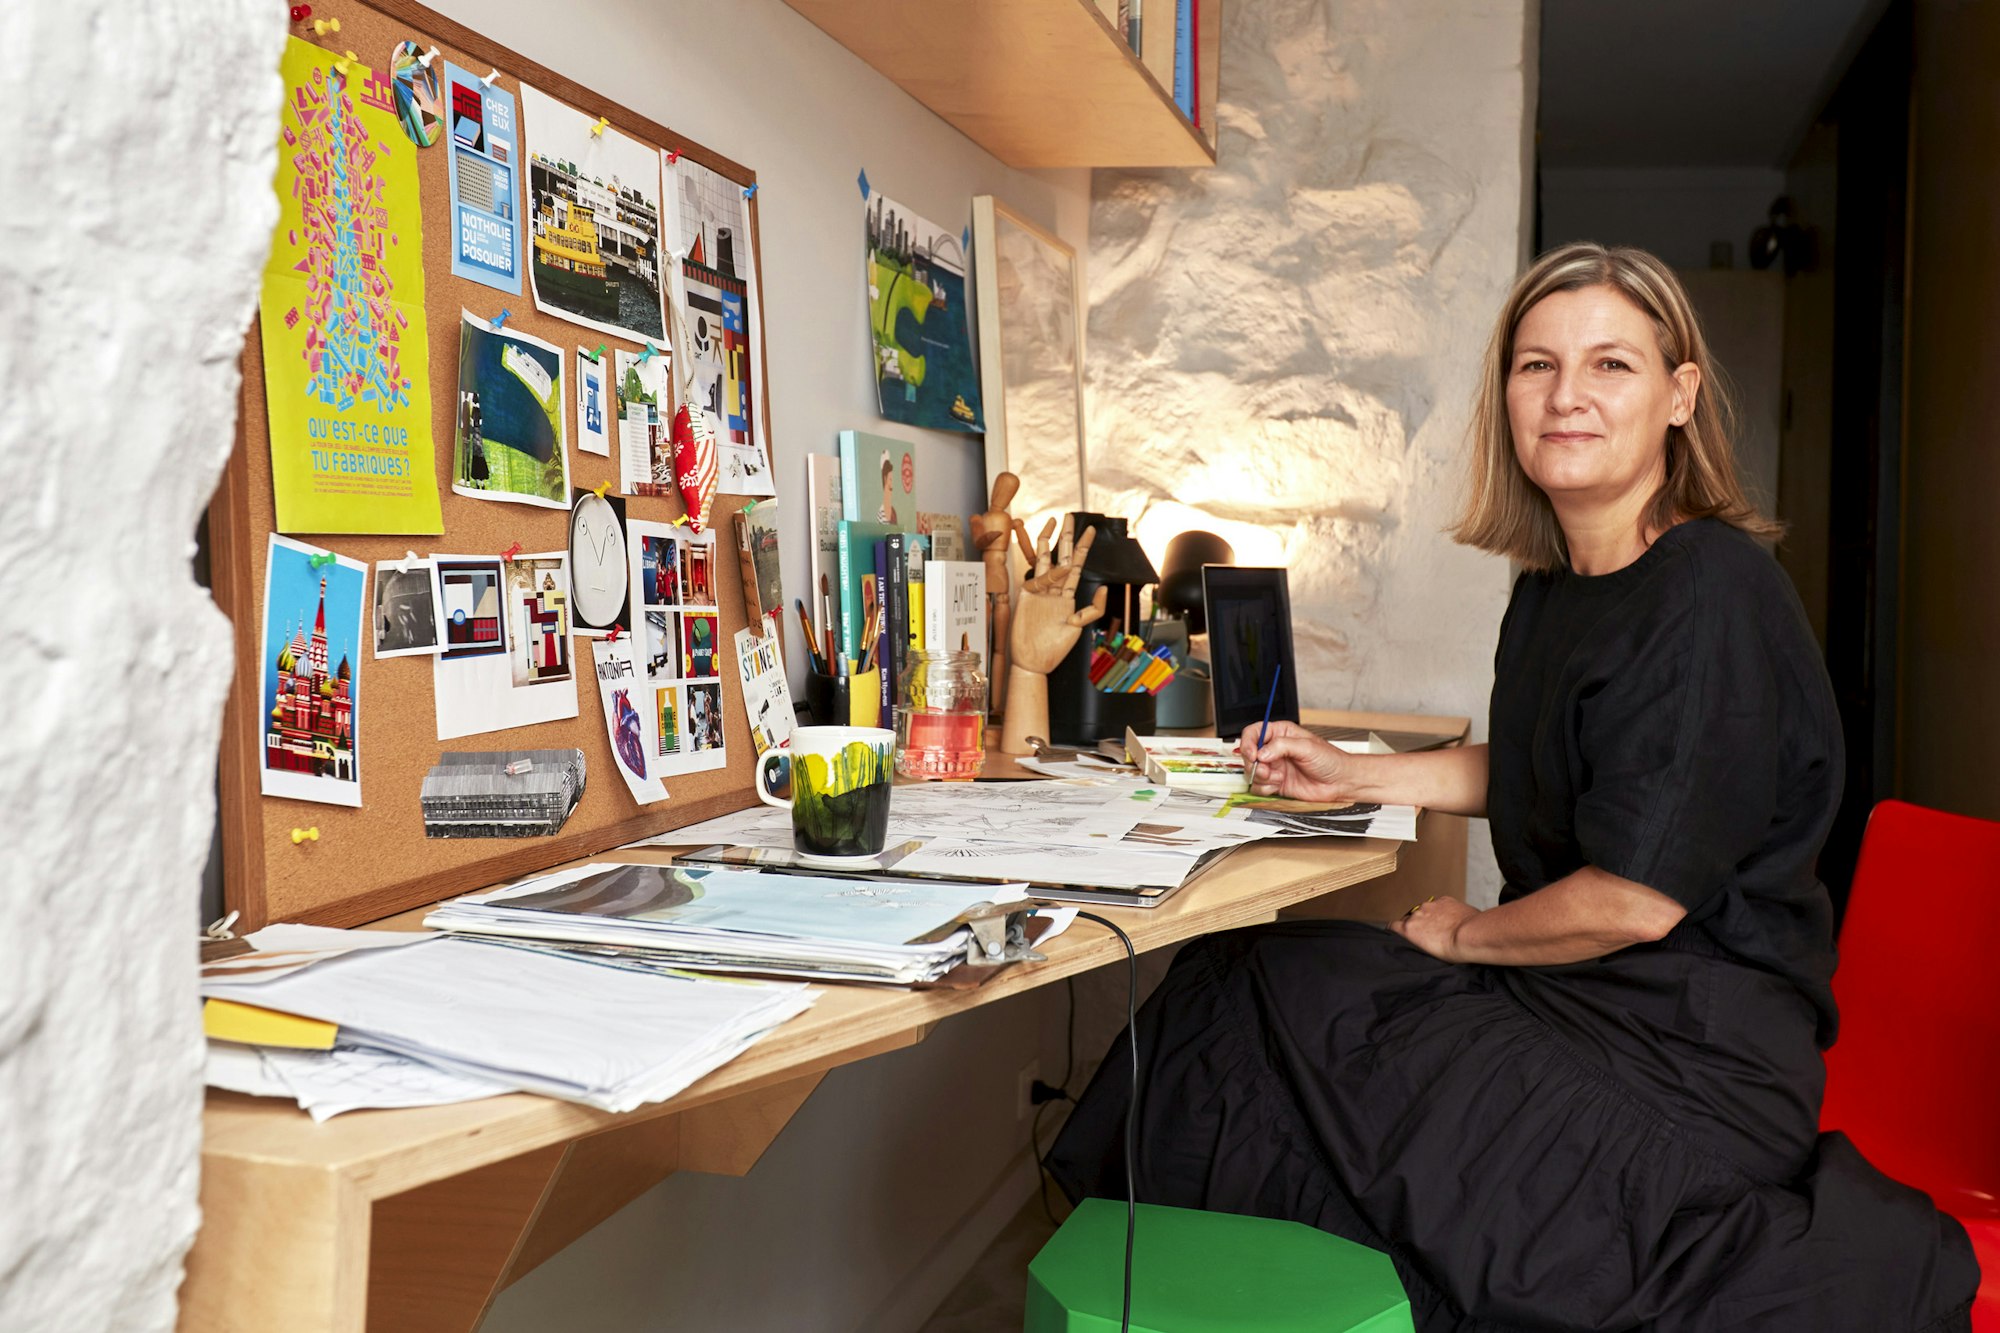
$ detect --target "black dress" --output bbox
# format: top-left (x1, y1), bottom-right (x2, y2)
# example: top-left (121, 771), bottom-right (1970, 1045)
top-left (1048, 520), bottom-right (1979, 1331)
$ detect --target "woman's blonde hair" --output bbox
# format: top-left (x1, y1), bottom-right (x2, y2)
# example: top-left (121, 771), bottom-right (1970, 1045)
top-left (1450, 241), bottom-right (1781, 572)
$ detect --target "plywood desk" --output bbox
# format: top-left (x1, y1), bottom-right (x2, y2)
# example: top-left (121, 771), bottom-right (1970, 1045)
top-left (181, 708), bottom-right (1468, 1333)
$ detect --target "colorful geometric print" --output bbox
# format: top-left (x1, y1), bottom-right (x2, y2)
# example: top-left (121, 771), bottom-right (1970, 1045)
top-left (284, 65), bottom-right (415, 416)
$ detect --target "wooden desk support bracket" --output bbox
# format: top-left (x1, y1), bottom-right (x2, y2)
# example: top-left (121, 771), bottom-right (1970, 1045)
top-left (361, 1072), bottom-right (832, 1333)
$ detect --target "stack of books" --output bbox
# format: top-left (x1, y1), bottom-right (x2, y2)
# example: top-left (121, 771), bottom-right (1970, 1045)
top-left (424, 861), bottom-right (1029, 985)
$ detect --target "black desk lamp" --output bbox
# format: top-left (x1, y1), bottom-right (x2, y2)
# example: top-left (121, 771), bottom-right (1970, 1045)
top-left (1156, 530), bottom-right (1234, 634)
top-left (1152, 530), bottom-right (1233, 728)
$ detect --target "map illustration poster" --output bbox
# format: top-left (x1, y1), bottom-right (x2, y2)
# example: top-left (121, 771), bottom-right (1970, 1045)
top-left (866, 193), bottom-right (984, 435)
top-left (259, 37), bottom-right (443, 535)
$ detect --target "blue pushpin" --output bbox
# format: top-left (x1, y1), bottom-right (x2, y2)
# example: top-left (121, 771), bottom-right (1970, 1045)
top-left (492, 308), bottom-right (511, 330)
top-left (639, 342), bottom-right (659, 363)
top-left (742, 182), bottom-right (759, 201)
top-left (857, 168), bottom-right (870, 201)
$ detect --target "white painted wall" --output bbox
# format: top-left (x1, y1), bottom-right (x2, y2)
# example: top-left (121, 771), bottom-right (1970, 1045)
top-left (0, 3), bottom-right (284, 1331)
top-left (1540, 167), bottom-right (1787, 270)
top-left (406, 0), bottom-right (1092, 1327)
top-left (1085, 0), bottom-right (1537, 906)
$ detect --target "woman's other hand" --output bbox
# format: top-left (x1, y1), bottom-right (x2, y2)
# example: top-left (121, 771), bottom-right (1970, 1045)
top-left (1238, 721), bottom-right (1354, 801)
top-left (1388, 896), bottom-right (1478, 962)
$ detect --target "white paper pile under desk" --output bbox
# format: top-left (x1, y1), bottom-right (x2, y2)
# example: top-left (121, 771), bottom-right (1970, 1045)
top-left (202, 936), bottom-right (814, 1113)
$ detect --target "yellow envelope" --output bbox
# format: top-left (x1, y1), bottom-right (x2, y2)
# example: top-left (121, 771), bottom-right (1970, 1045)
top-left (203, 998), bottom-right (338, 1050)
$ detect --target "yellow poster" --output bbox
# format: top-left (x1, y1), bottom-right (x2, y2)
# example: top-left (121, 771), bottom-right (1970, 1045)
top-left (259, 37), bottom-right (443, 534)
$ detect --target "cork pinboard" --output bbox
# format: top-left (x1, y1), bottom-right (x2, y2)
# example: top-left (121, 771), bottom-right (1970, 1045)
top-left (211, 0), bottom-right (774, 929)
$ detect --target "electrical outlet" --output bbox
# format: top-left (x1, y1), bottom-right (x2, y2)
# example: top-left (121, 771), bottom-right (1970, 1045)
top-left (1015, 1059), bottom-right (1041, 1121)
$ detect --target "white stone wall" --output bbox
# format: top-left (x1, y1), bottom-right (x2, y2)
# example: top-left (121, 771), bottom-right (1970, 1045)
top-left (1087, 0), bottom-right (1535, 902)
top-left (0, 4), bottom-right (283, 1329)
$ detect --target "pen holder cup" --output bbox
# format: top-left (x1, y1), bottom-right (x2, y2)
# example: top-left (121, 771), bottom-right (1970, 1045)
top-left (804, 666), bottom-right (883, 729)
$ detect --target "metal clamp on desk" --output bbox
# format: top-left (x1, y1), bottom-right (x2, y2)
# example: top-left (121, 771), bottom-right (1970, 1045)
top-left (959, 901), bottom-right (1046, 968)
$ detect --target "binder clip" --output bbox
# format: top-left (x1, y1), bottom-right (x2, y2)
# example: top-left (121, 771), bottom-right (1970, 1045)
top-left (950, 901), bottom-right (1045, 969)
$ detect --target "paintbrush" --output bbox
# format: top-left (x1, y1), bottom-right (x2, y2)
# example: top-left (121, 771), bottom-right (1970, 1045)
top-left (794, 598), bottom-right (823, 674)
top-left (818, 572), bottom-right (835, 669)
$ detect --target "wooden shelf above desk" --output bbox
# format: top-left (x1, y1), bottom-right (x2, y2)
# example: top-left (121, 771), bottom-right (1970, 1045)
top-left (780, 0), bottom-right (1217, 168)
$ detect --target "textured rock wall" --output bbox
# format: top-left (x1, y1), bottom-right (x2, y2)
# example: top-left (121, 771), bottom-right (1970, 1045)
top-left (0, 4), bottom-right (283, 1328)
top-left (1088, 0), bottom-right (1534, 901)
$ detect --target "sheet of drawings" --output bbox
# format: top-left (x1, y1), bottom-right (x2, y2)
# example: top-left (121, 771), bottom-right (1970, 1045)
top-left (627, 519), bottom-right (727, 776)
top-left (664, 154), bottom-right (774, 497)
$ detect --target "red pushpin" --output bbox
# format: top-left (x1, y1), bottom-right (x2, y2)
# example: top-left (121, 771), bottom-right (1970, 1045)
top-left (290, 4), bottom-right (312, 22)
top-left (666, 149), bottom-right (681, 164)
top-left (500, 541), bottom-right (523, 561)
top-left (606, 626), bottom-right (622, 643)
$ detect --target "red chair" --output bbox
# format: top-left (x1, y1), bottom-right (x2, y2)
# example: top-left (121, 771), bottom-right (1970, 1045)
top-left (1821, 799), bottom-right (2000, 1329)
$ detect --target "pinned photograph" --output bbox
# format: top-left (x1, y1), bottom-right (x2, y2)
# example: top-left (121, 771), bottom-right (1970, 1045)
top-left (436, 558), bottom-right (507, 659)
top-left (373, 558), bottom-right (446, 658)
top-left (655, 685), bottom-right (681, 758)
top-left (454, 309), bottom-right (569, 509)
top-left (260, 535), bottom-right (367, 807)
top-left (614, 346), bottom-right (673, 497)
top-left (520, 83), bottom-right (667, 345)
top-left (865, 192), bottom-right (983, 434)
top-left (504, 553), bottom-right (571, 687)
top-left (686, 681), bottom-right (725, 752)
top-left (431, 553), bottom-right (579, 741)
top-left (640, 531), bottom-right (681, 606)
top-left (682, 611), bottom-right (719, 680)
top-left (577, 348), bottom-right (611, 456)
top-left (645, 609), bottom-right (679, 680)
top-left (683, 531), bottom-right (716, 604)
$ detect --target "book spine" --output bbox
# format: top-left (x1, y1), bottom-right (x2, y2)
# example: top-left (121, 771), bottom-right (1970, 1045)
top-left (907, 543), bottom-right (926, 655)
top-left (838, 432), bottom-right (862, 523)
top-left (1174, 0), bottom-right (1194, 112)
top-left (837, 521), bottom-right (861, 662)
top-left (873, 539), bottom-right (894, 715)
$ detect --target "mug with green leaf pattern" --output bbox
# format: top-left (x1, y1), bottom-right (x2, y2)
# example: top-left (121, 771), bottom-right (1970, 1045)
top-left (756, 726), bottom-right (896, 861)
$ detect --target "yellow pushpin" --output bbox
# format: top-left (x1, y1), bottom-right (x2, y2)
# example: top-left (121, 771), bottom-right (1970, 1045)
top-left (333, 50), bottom-right (358, 76)
top-left (313, 17), bottom-right (340, 36)
top-left (592, 481), bottom-right (612, 499)
top-left (291, 827), bottom-right (320, 845)
top-left (590, 116), bottom-right (609, 137)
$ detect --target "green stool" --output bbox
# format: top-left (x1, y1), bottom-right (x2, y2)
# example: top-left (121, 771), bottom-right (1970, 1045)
top-left (1025, 1198), bottom-right (1413, 1332)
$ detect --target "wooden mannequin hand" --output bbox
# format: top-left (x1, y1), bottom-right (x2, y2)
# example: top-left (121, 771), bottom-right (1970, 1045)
top-left (1008, 515), bottom-right (1108, 675)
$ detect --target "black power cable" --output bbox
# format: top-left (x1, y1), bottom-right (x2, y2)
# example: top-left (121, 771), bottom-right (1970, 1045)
top-left (1075, 911), bottom-right (1140, 1333)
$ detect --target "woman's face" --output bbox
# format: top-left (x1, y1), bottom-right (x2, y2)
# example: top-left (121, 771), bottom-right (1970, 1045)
top-left (1505, 285), bottom-right (1698, 511)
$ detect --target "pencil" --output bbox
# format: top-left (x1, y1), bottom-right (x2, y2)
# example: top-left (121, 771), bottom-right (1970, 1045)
top-left (1257, 663), bottom-right (1283, 749)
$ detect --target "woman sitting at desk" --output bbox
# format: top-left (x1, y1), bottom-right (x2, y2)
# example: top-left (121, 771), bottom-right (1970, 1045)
top-left (1048, 243), bottom-right (1978, 1331)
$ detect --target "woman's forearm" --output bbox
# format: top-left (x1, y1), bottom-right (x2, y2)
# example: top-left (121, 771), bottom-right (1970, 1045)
top-left (1343, 743), bottom-right (1489, 818)
top-left (1445, 867), bottom-right (1686, 966)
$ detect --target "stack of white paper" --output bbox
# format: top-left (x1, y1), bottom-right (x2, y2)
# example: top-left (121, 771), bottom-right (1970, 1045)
top-left (202, 935), bottom-right (814, 1114)
top-left (424, 862), bottom-right (1025, 985)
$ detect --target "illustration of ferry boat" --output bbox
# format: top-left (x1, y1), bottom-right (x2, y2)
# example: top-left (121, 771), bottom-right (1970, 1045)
top-left (533, 199), bottom-right (620, 322)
